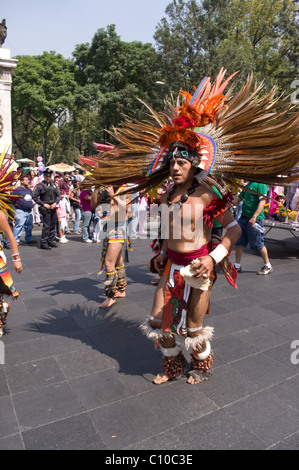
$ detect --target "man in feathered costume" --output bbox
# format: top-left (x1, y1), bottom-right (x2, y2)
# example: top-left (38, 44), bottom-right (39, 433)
top-left (0, 150), bottom-right (23, 337)
top-left (81, 69), bottom-right (299, 384)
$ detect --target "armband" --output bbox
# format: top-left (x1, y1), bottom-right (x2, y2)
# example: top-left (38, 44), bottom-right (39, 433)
top-left (12, 253), bottom-right (21, 262)
top-left (209, 245), bottom-right (228, 265)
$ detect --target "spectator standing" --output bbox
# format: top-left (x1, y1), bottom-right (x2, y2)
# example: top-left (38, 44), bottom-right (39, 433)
top-left (69, 181), bottom-right (82, 234)
top-left (27, 169), bottom-right (41, 225)
top-left (74, 169), bottom-right (85, 183)
top-left (12, 175), bottom-right (36, 245)
top-left (33, 168), bottom-right (61, 250)
top-left (59, 172), bottom-right (71, 234)
top-left (234, 181), bottom-right (273, 275)
top-left (56, 191), bottom-right (69, 243)
top-left (58, 172), bottom-right (70, 194)
top-left (80, 188), bottom-right (93, 242)
top-left (128, 184), bottom-right (139, 239)
top-left (138, 194), bottom-right (149, 236)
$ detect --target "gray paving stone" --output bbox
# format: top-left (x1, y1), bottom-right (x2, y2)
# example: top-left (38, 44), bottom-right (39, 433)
top-left (4, 357), bottom-right (66, 394)
top-left (261, 300), bottom-right (299, 317)
top-left (22, 413), bottom-right (106, 450)
top-left (12, 382), bottom-right (83, 430)
top-left (212, 335), bottom-right (259, 364)
top-left (125, 431), bottom-right (183, 450)
top-left (225, 390), bottom-right (299, 447)
top-left (0, 433), bottom-right (24, 450)
top-left (54, 346), bottom-right (114, 380)
top-left (88, 396), bottom-right (169, 449)
top-left (0, 396), bottom-right (19, 439)
top-left (269, 432), bottom-right (299, 450)
top-left (234, 325), bottom-right (289, 351)
top-left (140, 380), bottom-right (219, 428)
top-left (70, 368), bottom-right (136, 410)
top-left (0, 367), bottom-right (10, 397)
top-left (268, 375), bottom-right (299, 411)
top-left (42, 330), bottom-right (94, 356)
top-left (171, 409), bottom-right (265, 450)
top-left (4, 338), bottom-right (52, 366)
top-left (198, 365), bottom-right (261, 406)
top-left (229, 352), bottom-right (295, 388)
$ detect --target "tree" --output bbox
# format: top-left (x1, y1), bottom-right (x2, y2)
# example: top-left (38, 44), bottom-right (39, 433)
top-left (72, 25), bottom-right (162, 153)
top-left (12, 52), bottom-right (77, 164)
top-left (154, 0), bottom-right (298, 94)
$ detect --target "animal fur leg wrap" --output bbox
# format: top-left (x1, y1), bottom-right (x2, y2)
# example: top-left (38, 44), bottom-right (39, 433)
top-left (104, 270), bottom-right (118, 298)
top-left (116, 264), bottom-right (127, 292)
top-left (140, 315), bottom-right (172, 341)
top-left (186, 327), bottom-right (214, 382)
top-left (184, 326), bottom-right (214, 351)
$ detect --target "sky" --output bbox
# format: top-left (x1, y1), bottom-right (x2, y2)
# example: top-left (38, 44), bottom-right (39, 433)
top-left (2, 0), bottom-right (171, 58)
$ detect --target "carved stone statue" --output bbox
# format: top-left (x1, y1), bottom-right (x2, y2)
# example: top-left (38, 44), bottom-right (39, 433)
top-left (0, 19), bottom-right (7, 47)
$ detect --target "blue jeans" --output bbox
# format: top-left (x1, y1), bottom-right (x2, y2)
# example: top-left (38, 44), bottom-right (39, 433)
top-left (81, 210), bottom-right (92, 240)
top-left (13, 209), bottom-right (33, 243)
top-left (235, 216), bottom-right (264, 250)
top-left (73, 208), bottom-right (81, 233)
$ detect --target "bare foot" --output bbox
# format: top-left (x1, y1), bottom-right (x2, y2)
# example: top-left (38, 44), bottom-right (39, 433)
top-left (153, 373), bottom-right (170, 385)
top-left (115, 291), bottom-right (126, 298)
top-left (187, 375), bottom-right (203, 385)
top-left (99, 297), bottom-right (116, 308)
top-left (187, 370), bottom-right (211, 384)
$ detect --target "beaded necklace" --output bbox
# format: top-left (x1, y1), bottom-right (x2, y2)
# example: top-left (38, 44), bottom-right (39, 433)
top-left (167, 178), bottom-right (200, 207)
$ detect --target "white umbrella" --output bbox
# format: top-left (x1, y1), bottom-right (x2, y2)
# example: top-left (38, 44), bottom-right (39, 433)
top-left (16, 158), bottom-right (35, 163)
top-left (48, 163), bottom-right (76, 172)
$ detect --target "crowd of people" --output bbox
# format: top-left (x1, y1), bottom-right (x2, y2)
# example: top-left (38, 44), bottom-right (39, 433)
top-left (4, 165), bottom-right (172, 250)
top-left (4, 163), bottom-right (299, 271)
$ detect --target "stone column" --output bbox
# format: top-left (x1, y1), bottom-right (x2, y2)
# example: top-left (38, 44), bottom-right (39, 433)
top-left (0, 48), bottom-right (18, 155)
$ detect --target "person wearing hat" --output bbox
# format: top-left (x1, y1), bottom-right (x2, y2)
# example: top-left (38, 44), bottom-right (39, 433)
top-left (33, 168), bottom-right (61, 249)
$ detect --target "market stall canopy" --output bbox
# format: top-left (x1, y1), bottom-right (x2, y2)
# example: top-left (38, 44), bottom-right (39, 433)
top-left (93, 142), bottom-right (114, 152)
top-left (48, 163), bottom-right (76, 172)
top-left (78, 156), bottom-right (98, 166)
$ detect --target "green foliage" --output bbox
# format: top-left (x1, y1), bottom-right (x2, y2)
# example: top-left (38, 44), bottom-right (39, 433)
top-left (11, 2), bottom-right (298, 163)
top-left (155, 0), bottom-right (298, 93)
top-left (72, 25), bottom-right (162, 155)
top-left (12, 52), bottom-right (77, 163)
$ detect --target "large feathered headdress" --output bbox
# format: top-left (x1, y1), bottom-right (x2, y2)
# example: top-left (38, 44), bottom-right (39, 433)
top-left (80, 68), bottom-right (299, 193)
top-left (0, 148), bottom-right (22, 219)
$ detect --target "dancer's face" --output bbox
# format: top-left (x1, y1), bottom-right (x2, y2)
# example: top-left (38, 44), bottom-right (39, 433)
top-left (170, 157), bottom-right (194, 186)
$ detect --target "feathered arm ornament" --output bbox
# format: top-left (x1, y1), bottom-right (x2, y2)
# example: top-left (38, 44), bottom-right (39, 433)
top-left (0, 149), bottom-right (22, 219)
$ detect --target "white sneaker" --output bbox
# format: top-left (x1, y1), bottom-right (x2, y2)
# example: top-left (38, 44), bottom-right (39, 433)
top-left (59, 237), bottom-right (68, 244)
top-left (84, 239), bottom-right (92, 243)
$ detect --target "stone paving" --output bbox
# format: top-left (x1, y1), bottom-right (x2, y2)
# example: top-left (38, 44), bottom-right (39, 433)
top-left (0, 224), bottom-right (298, 450)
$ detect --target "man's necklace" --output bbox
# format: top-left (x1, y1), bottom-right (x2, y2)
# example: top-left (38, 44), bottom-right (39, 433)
top-left (167, 178), bottom-right (200, 207)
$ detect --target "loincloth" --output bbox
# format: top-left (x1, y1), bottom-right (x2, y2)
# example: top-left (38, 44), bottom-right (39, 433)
top-left (161, 244), bottom-right (215, 336)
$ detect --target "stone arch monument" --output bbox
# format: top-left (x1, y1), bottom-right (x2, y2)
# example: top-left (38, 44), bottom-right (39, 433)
top-left (0, 20), bottom-right (18, 154)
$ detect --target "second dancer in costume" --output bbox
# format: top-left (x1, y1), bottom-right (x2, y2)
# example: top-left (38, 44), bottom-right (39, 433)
top-left (91, 185), bottom-right (131, 308)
